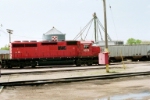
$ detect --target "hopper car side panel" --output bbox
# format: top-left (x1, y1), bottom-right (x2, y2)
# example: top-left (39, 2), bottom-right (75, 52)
top-left (100, 44), bottom-right (150, 62)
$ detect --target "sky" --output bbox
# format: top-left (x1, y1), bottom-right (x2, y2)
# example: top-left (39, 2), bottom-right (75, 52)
top-left (0, 0), bottom-right (150, 47)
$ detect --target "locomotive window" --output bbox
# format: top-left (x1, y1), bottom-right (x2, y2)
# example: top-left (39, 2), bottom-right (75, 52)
top-left (41, 42), bottom-right (57, 45)
top-left (25, 44), bottom-right (37, 47)
top-left (58, 46), bottom-right (66, 50)
top-left (67, 41), bottom-right (77, 45)
top-left (12, 44), bottom-right (24, 47)
top-left (84, 45), bottom-right (89, 49)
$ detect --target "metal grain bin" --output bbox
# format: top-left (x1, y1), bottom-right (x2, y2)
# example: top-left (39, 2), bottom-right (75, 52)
top-left (42, 27), bottom-right (66, 41)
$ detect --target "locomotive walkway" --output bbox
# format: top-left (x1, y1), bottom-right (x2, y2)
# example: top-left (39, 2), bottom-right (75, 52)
top-left (0, 62), bottom-right (150, 86)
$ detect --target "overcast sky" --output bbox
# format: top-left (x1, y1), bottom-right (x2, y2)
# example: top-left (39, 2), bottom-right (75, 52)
top-left (0, 0), bottom-right (150, 47)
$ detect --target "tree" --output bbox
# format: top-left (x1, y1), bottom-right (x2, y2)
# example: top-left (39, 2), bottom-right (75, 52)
top-left (126, 38), bottom-right (135, 45)
top-left (135, 39), bottom-right (142, 44)
top-left (0, 45), bottom-right (9, 50)
top-left (126, 38), bottom-right (141, 45)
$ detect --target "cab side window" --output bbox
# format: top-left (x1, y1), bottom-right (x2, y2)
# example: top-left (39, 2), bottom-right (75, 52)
top-left (84, 45), bottom-right (89, 49)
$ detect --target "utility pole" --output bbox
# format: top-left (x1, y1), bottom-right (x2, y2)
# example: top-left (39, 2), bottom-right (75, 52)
top-left (6, 29), bottom-right (13, 43)
top-left (93, 12), bottom-right (97, 42)
top-left (103, 0), bottom-right (109, 72)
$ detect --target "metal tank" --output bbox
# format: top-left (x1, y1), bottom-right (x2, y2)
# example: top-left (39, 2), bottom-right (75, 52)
top-left (42, 27), bottom-right (66, 41)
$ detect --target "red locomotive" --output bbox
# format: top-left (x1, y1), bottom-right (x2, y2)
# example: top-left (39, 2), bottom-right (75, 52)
top-left (1, 40), bottom-right (100, 68)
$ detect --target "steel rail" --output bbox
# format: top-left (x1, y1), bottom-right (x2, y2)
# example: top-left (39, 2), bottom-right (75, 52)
top-left (1, 71), bottom-right (150, 86)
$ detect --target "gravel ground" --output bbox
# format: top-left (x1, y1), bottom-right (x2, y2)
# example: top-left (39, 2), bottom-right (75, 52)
top-left (1, 62), bottom-right (150, 100)
top-left (1, 63), bottom-right (150, 83)
top-left (1, 76), bottom-right (150, 100)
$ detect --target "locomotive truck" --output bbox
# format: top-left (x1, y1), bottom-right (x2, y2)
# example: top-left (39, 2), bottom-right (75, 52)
top-left (0, 40), bottom-right (100, 68)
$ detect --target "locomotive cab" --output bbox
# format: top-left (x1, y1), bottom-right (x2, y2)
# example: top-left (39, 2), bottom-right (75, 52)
top-left (78, 41), bottom-right (93, 57)
top-left (74, 41), bottom-right (100, 66)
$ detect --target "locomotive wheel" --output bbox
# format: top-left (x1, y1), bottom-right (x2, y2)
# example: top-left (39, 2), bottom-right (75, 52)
top-left (87, 62), bottom-right (92, 66)
top-left (1, 65), bottom-right (5, 68)
top-left (20, 66), bottom-right (24, 69)
top-left (19, 62), bottom-right (24, 69)
top-left (31, 61), bottom-right (37, 68)
top-left (8, 65), bottom-right (12, 69)
top-left (32, 65), bottom-right (36, 68)
top-left (76, 60), bottom-right (81, 66)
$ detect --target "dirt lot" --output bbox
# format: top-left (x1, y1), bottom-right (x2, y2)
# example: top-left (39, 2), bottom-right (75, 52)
top-left (1, 75), bottom-right (150, 100)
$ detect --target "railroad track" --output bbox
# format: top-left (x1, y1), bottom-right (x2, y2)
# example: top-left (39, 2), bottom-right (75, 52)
top-left (2, 60), bottom-right (148, 76)
top-left (1, 65), bottom-right (123, 75)
top-left (1, 71), bottom-right (150, 86)
top-left (1, 66), bottom-right (102, 75)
